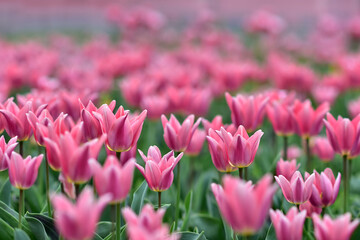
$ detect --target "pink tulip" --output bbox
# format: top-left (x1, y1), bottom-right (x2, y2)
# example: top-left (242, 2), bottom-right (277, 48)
top-left (284, 145), bottom-right (302, 159)
top-left (348, 97), bottom-right (360, 118)
top-left (93, 104), bottom-right (147, 152)
top-left (211, 175), bottom-right (277, 235)
top-left (161, 114), bottom-right (201, 152)
top-left (311, 136), bottom-right (335, 162)
top-left (225, 92), bottom-right (268, 132)
top-left (307, 168), bottom-right (341, 208)
top-left (141, 95), bottom-right (169, 120)
top-left (323, 113), bottom-right (360, 158)
top-left (275, 171), bottom-right (315, 204)
top-left (312, 85), bottom-right (338, 106)
top-left (136, 146), bottom-right (183, 192)
top-left (267, 101), bottom-right (295, 136)
top-left (90, 156), bottom-right (135, 203)
top-left (312, 213), bottom-right (359, 240)
top-left (276, 159), bottom-right (299, 181)
top-left (6, 152), bottom-right (43, 189)
top-left (291, 100), bottom-right (329, 138)
top-left (185, 129), bottom-right (206, 156)
top-left (122, 204), bottom-right (179, 240)
top-left (80, 99), bottom-right (116, 140)
top-left (299, 201), bottom-right (322, 218)
top-left (0, 136), bottom-right (18, 171)
top-left (52, 187), bottom-right (111, 240)
top-left (202, 115), bottom-right (236, 134)
top-left (270, 207), bottom-right (306, 240)
top-left (59, 174), bottom-right (76, 200)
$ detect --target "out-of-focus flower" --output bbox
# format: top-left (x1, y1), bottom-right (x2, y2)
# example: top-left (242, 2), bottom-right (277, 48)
top-left (6, 152), bottom-right (43, 189)
top-left (312, 85), bottom-right (339, 106)
top-left (323, 113), bottom-right (360, 159)
top-left (202, 115), bottom-right (236, 134)
top-left (136, 146), bottom-right (183, 192)
top-left (312, 213), bottom-right (359, 240)
top-left (185, 129), bottom-right (206, 156)
top-left (246, 10), bottom-right (286, 35)
top-left (347, 97), bottom-right (360, 119)
top-left (90, 156), bottom-right (135, 203)
top-left (161, 114), bottom-right (201, 152)
top-left (140, 95), bottom-right (168, 120)
top-left (59, 174), bottom-right (76, 200)
top-left (0, 136), bottom-right (18, 171)
top-left (267, 100), bottom-right (295, 136)
top-left (275, 171), bottom-right (315, 204)
top-left (311, 136), bottom-right (335, 162)
top-left (52, 188), bottom-right (111, 240)
top-left (299, 201), bottom-right (322, 218)
top-left (212, 175), bottom-right (276, 235)
top-left (276, 159), bottom-right (299, 181)
top-left (284, 145), bottom-right (302, 159)
top-left (307, 168), bottom-right (341, 208)
top-left (122, 204), bottom-right (178, 240)
top-left (270, 207), bottom-right (306, 240)
top-left (225, 92), bottom-right (268, 132)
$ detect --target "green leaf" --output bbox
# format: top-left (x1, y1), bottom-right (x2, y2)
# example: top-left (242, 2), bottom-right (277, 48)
top-left (0, 217), bottom-right (14, 239)
top-left (189, 214), bottom-right (224, 239)
top-left (131, 180), bottom-right (148, 214)
top-left (264, 223), bottom-right (276, 240)
top-left (92, 233), bottom-right (103, 240)
top-left (14, 228), bottom-right (31, 240)
top-left (24, 188), bottom-right (42, 213)
top-left (181, 191), bottom-right (193, 231)
top-left (0, 178), bottom-right (12, 206)
top-left (26, 213), bottom-right (58, 240)
top-left (25, 216), bottom-right (48, 240)
top-left (0, 204), bottom-right (33, 237)
top-left (179, 231), bottom-right (207, 240)
top-left (96, 221), bottom-right (112, 238)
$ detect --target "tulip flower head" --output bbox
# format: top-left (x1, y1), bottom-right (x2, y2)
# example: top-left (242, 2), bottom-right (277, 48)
top-left (270, 207), bottom-right (306, 240)
top-left (211, 175), bottom-right (277, 235)
top-left (276, 159), bottom-right (299, 181)
top-left (185, 129), bottom-right (206, 156)
top-left (0, 136), bottom-right (18, 171)
top-left (299, 201), bottom-right (322, 218)
top-left (311, 136), bottom-right (335, 162)
top-left (275, 171), bottom-right (315, 204)
top-left (122, 204), bottom-right (179, 240)
top-left (136, 146), bottom-right (183, 192)
top-left (267, 100), bottom-right (295, 136)
top-left (52, 188), bottom-right (111, 240)
top-left (90, 156), bottom-right (135, 204)
top-left (161, 114), bottom-right (201, 152)
top-left (6, 152), bottom-right (43, 189)
top-left (307, 168), bottom-right (341, 208)
top-left (312, 213), bottom-right (359, 240)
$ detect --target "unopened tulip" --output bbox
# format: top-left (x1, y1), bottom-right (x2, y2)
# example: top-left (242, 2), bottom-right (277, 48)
top-left (270, 207), bottom-right (306, 240)
top-left (161, 114), bottom-right (201, 152)
top-left (211, 175), bottom-right (277, 235)
top-left (225, 92), bottom-right (268, 132)
top-left (122, 204), bottom-right (179, 240)
top-left (0, 136), bottom-right (18, 171)
top-left (312, 213), bottom-right (359, 240)
top-left (90, 156), bottom-right (135, 203)
top-left (6, 152), bottom-right (43, 189)
top-left (307, 168), bottom-right (341, 208)
top-left (276, 159), bottom-right (299, 181)
top-left (185, 129), bottom-right (206, 156)
top-left (311, 136), bottom-right (335, 162)
top-left (52, 187), bottom-right (111, 240)
top-left (275, 171), bottom-right (315, 204)
top-left (202, 115), bottom-right (236, 134)
top-left (93, 104), bottom-right (147, 152)
top-left (267, 101), bottom-right (295, 136)
top-left (136, 146), bottom-right (183, 192)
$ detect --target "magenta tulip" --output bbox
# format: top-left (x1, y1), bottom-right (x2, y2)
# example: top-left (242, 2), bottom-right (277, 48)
top-left (0, 136), bottom-right (18, 171)
top-left (276, 158), bottom-right (299, 181)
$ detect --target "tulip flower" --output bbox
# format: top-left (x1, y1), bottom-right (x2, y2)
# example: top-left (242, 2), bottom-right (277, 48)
top-left (307, 168), bottom-right (341, 208)
top-left (225, 92), bottom-right (268, 132)
top-left (185, 129), bottom-right (206, 156)
top-left (0, 136), bottom-right (18, 171)
top-left (269, 207), bottom-right (306, 240)
top-left (52, 187), bottom-right (111, 240)
top-left (122, 204), bottom-right (179, 240)
top-left (267, 100), bottom-right (295, 136)
top-left (93, 104), bottom-right (147, 152)
top-left (211, 175), bottom-right (277, 236)
top-left (299, 201), bottom-right (322, 218)
top-left (312, 213), bottom-right (359, 240)
top-left (284, 145), bottom-right (302, 159)
top-left (90, 156), bottom-right (135, 204)
top-left (311, 136), bottom-right (335, 162)
top-left (348, 97), bottom-right (360, 118)
top-left (275, 171), bottom-right (315, 205)
top-left (59, 174), bottom-right (76, 200)
top-left (161, 114), bottom-right (201, 152)
top-left (276, 159), bottom-right (299, 181)
top-left (80, 99), bottom-right (116, 140)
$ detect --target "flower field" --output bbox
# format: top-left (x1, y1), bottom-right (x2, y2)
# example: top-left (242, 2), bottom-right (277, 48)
top-left (0, 6), bottom-right (360, 240)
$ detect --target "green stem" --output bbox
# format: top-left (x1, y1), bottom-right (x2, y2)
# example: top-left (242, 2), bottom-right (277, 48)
top-left (158, 192), bottom-right (161, 210)
top-left (112, 205), bottom-right (116, 240)
top-left (283, 135), bottom-right (288, 160)
top-left (75, 184), bottom-right (81, 198)
top-left (116, 202), bottom-right (121, 240)
top-left (349, 159), bottom-right (352, 211)
top-left (18, 189), bottom-right (24, 229)
top-left (19, 141), bottom-right (24, 157)
top-left (238, 168), bottom-right (243, 179)
top-left (116, 151), bottom-right (121, 159)
top-left (343, 155), bottom-right (349, 213)
top-left (233, 231), bottom-right (237, 240)
top-left (45, 149), bottom-right (52, 217)
top-left (305, 137), bottom-right (312, 172)
top-left (244, 167), bottom-right (248, 181)
top-left (174, 157), bottom-right (181, 230)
